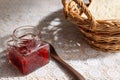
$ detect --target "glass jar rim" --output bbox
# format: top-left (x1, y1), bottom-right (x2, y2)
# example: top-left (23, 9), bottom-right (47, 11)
top-left (13, 26), bottom-right (40, 41)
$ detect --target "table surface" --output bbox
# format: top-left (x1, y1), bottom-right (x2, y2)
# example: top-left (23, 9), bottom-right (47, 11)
top-left (0, 0), bottom-right (120, 80)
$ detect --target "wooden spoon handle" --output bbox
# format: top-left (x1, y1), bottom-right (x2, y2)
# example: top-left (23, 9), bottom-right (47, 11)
top-left (51, 55), bottom-right (85, 80)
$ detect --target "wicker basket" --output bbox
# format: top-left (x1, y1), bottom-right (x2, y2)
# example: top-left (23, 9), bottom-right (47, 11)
top-left (62, 0), bottom-right (120, 52)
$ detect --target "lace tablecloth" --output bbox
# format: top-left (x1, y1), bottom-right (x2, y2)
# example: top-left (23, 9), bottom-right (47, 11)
top-left (0, 0), bottom-right (120, 80)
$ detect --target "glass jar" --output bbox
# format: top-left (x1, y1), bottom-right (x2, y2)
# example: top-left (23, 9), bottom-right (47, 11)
top-left (7, 26), bottom-right (50, 74)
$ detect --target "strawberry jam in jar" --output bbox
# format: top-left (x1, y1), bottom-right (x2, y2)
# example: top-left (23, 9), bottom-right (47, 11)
top-left (7, 26), bottom-right (50, 74)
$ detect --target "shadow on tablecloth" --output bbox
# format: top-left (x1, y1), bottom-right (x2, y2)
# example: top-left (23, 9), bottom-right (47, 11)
top-left (36, 9), bottom-right (111, 61)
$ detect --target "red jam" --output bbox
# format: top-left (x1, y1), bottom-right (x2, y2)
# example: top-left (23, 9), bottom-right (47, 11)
top-left (8, 39), bottom-right (50, 74)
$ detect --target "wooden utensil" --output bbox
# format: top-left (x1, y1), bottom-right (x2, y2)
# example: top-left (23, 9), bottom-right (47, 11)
top-left (49, 44), bottom-right (85, 80)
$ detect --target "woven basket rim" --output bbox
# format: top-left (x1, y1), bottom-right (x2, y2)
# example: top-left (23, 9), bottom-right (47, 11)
top-left (62, 0), bottom-right (120, 52)
top-left (62, 0), bottom-right (120, 31)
